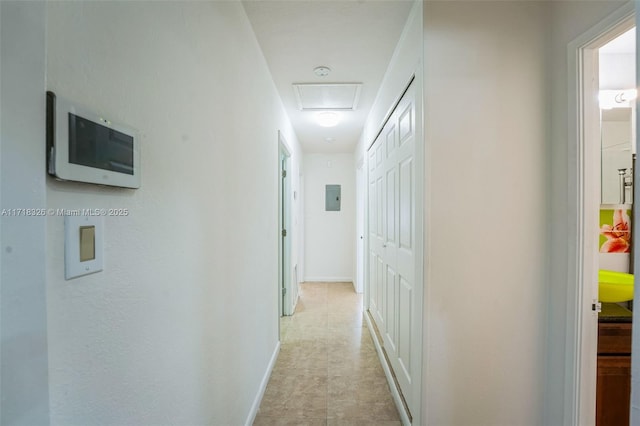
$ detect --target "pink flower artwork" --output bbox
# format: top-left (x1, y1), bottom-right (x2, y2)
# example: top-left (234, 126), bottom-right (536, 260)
top-left (600, 209), bottom-right (631, 253)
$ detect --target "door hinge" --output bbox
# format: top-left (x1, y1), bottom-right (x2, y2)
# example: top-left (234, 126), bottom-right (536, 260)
top-left (282, 229), bottom-right (287, 237)
top-left (282, 170), bottom-right (287, 178)
top-left (592, 301), bottom-right (602, 313)
top-left (282, 287), bottom-right (287, 295)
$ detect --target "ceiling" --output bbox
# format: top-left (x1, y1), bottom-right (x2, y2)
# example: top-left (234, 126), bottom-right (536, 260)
top-left (599, 27), bottom-right (636, 90)
top-left (600, 27), bottom-right (635, 54)
top-left (242, 0), bottom-right (414, 154)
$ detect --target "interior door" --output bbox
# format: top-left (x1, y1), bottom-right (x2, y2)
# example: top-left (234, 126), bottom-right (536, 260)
top-left (280, 145), bottom-right (295, 316)
top-left (369, 132), bottom-right (385, 329)
top-left (356, 162), bottom-right (365, 293)
top-left (367, 80), bottom-right (417, 414)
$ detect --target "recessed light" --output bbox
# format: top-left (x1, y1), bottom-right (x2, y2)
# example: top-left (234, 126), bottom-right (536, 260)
top-left (314, 66), bottom-right (331, 77)
top-left (316, 112), bottom-right (340, 127)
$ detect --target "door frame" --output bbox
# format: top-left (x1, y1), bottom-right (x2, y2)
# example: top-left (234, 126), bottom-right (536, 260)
top-left (566, 5), bottom-right (635, 424)
top-left (278, 132), bottom-right (294, 317)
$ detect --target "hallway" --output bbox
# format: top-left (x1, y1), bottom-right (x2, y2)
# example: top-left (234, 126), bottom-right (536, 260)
top-left (254, 282), bottom-right (401, 425)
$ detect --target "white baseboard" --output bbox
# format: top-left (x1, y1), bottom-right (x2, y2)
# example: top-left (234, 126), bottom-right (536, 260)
top-left (244, 341), bottom-right (280, 426)
top-left (303, 277), bottom-right (353, 283)
top-left (365, 313), bottom-right (412, 426)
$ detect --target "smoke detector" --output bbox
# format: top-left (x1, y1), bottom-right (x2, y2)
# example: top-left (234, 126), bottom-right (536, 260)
top-left (314, 66), bottom-right (331, 77)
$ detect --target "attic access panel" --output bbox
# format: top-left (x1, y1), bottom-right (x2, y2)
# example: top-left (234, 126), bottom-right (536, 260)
top-left (293, 83), bottom-right (362, 111)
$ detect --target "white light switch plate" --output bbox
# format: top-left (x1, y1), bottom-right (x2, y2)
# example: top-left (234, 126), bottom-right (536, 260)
top-left (65, 215), bottom-right (103, 280)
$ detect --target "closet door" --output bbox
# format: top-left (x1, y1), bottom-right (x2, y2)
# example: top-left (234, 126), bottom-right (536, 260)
top-left (369, 129), bottom-right (385, 329)
top-left (367, 80), bottom-right (416, 412)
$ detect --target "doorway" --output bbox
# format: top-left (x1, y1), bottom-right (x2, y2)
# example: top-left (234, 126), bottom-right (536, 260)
top-left (278, 134), bottom-right (296, 318)
top-left (356, 159), bottom-right (365, 293)
top-left (569, 6), bottom-right (635, 424)
top-left (595, 24), bottom-right (635, 426)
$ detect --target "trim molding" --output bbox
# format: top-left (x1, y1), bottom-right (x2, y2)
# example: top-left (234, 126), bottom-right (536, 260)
top-left (303, 277), bottom-right (353, 283)
top-left (365, 312), bottom-right (412, 426)
top-left (244, 341), bottom-right (280, 426)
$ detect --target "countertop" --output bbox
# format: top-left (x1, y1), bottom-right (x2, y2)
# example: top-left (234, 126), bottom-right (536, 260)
top-left (599, 302), bottom-right (633, 323)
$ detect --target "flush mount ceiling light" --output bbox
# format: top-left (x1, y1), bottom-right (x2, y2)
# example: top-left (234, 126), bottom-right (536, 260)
top-left (314, 66), bottom-right (331, 77)
top-left (325, 137), bottom-right (335, 143)
top-left (316, 112), bottom-right (341, 127)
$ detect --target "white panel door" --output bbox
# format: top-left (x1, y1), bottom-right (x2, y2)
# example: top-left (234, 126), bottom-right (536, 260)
top-left (367, 80), bottom-right (417, 417)
top-left (369, 135), bottom-right (385, 328)
top-left (393, 88), bottom-right (415, 389)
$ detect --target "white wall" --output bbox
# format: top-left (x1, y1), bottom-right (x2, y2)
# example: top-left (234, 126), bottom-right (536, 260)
top-left (423, 3), bottom-right (547, 424)
top-left (304, 153), bottom-right (355, 282)
top-left (0, 2), bottom-right (50, 424)
top-left (43, 2), bottom-right (300, 425)
top-left (600, 52), bottom-right (635, 89)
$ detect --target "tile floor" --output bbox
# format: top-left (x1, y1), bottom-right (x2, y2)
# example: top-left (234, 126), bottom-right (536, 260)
top-left (253, 282), bottom-right (401, 426)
